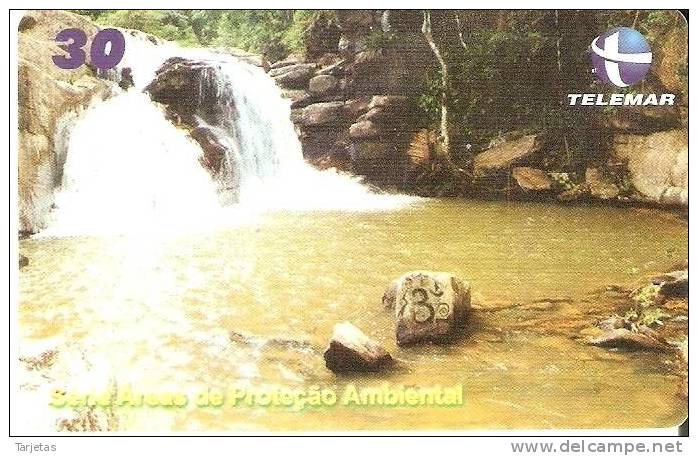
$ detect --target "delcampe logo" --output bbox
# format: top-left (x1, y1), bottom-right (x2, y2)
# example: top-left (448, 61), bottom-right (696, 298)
top-left (590, 27), bottom-right (652, 87)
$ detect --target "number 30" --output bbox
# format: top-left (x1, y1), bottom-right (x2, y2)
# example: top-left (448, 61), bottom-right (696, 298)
top-left (52, 28), bottom-right (125, 70)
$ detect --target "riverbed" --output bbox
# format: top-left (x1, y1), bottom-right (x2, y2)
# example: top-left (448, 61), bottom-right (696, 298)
top-left (17, 199), bottom-right (688, 432)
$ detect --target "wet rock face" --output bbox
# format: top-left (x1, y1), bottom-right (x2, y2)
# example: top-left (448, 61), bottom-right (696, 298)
top-left (145, 58), bottom-right (233, 126)
top-left (323, 322), bottom-right (392, 373)
top-left (190, 126), bottom-right (227, 175)
top-left (386, 272), bottom-right (471, 346)
top-left (18, 10), bottom-right (114, 234)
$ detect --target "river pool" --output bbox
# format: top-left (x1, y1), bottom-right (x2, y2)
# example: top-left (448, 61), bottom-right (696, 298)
top-left (17, 199), bottom-right (688, 432)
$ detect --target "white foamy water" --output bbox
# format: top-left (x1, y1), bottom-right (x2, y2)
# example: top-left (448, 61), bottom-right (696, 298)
top-left (43, 31), bottom-right (415, 237)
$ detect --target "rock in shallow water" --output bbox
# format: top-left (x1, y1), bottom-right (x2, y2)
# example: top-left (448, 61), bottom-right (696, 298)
top-left (386, 271), bottom-right (471, 346)
top-left (323, 322), bottom-right (392, 373)
top-left (652, 270), bottom-right (688, 298)
top-left (586, 326), bottom-right (673, 352)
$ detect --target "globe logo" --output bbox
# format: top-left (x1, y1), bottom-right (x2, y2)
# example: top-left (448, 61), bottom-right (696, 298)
top-left (590, 27), bottom-right (652, 87)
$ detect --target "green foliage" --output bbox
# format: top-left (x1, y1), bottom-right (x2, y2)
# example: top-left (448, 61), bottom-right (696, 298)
top-left (70, 10), bottom-right (108, 21)
top-left (416, 68), bottom-right (442, 129)
top-left (213, 11), bottom-right (291, 61)
top-left (94, 10), bottom-right (200, 46)
top-left (623, 306), bottom-right (670, 330)
top-left (415, 10), bottom-right (615, 169)
top-left (633, 283), bottom-right (661, 308)
top-left (281, 10), bottom-right (337, 56)
top-left (617, 283), bottom-right (668, 331)
top-left (549, 172), bottom-right (575, 191)
top-left (71, 9), bottom-right (335, 61)
top-left (363, 29), bottom-right (397, 51)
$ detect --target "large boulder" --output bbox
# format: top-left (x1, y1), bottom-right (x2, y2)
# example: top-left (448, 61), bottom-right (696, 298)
top-left (298, 101), bottom-right (346, 126)
top-left (323, 322), bottom-right (392, 373)
top-left (308, 74), bottom-right (339, 96)
top-left (511, 167), bottom-right (552, 192)
top-left (269, 63), bottom-right (317, 89)
top-left (385, 271), bottom-right (471, 346)
top-left (18, 11), bottom-right (114, 234)
top-left (473, 134), bottom-right (542, 176)
top-left (279, 89), bottom-right (313, 108)
top-left (144, 57), bottom-right (226, 126)
top-left (612, 130), bottom-right (687, 206)
top-left (344, 97), bottom-right (372, 119)
top-left (349, 120), bottom-right (380, 139)
top-left (349, 140), bottom-right (406, 185)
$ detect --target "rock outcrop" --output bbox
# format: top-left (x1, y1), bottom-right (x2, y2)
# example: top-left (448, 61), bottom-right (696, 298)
top-left (18, 11), bottom-right (115, 234)
top-left (612, 130), bottom-right (687, 206)
top-left (652, 269), bottom-right (688, 298)
top-left (385, 271), bottom-right (471, 346)
top-left (269, 10), bottom-right (436, 187)
top-left (323, 322), bottom-right (393, 373)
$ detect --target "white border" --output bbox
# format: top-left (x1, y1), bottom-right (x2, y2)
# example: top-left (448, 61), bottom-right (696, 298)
top-left (2, 1), bottom-right (694, 450)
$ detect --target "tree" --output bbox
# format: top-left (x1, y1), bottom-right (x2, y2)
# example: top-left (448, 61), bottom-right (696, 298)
top-left (421, 10), bottom-right (454, 169)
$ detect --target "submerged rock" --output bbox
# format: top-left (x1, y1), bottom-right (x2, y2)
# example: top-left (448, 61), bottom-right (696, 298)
top-left (230, 330), bottom-right (314, 352)
top-left (323, 322), bottom-right (392, 373)
top-left (387, 271), bottom-right (471, 346)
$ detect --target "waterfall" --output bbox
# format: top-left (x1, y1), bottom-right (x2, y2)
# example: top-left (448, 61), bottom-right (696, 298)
top-left (43, 30), bottom-right (413, 237)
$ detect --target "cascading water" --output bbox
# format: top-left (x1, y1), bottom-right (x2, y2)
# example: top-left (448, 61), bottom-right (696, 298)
top-left (44, 31), bottom-right (413, 237)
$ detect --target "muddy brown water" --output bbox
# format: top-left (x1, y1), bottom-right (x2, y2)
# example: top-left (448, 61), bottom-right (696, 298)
top-left (18, 199), bottom-right (688, 431)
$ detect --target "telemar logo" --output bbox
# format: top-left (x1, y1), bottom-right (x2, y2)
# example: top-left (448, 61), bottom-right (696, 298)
top-left (591, 26), bottom-right (651, 87)
top-left (568, 27), bottom-right (675, 107)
